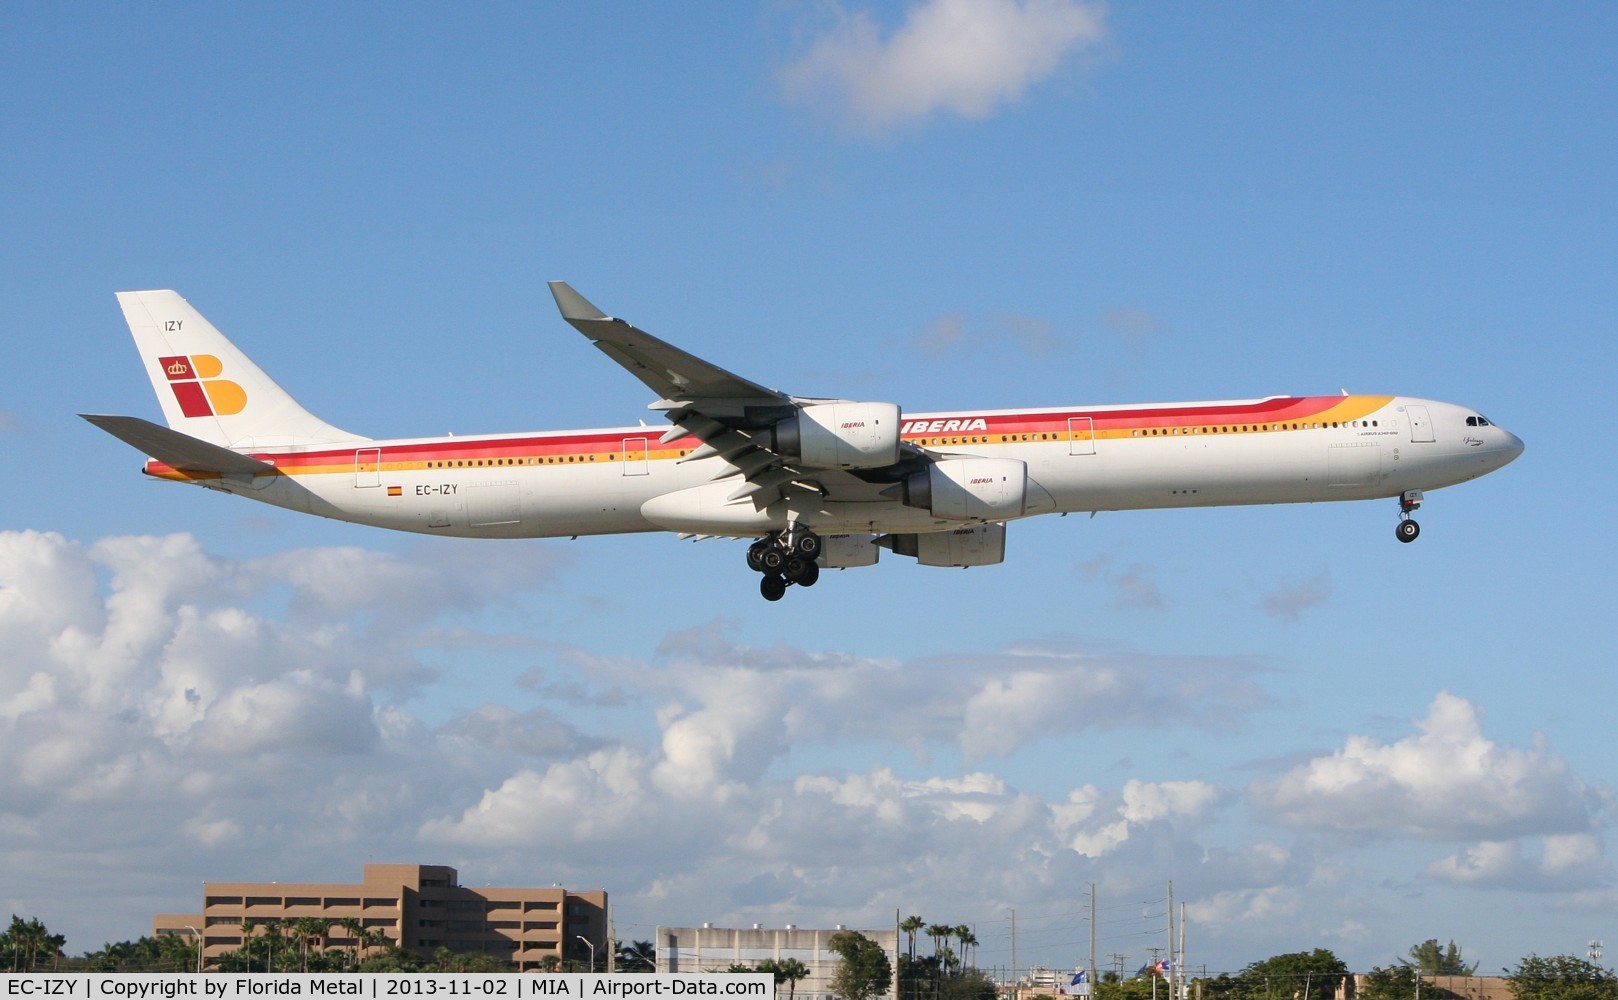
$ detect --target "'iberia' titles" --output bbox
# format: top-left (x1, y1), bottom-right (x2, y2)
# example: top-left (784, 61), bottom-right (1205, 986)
top-left (901, 418), bottom-right (988, 434)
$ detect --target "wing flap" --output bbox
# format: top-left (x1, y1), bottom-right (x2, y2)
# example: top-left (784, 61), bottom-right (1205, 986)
top-left (81, 414), bottom-right (277, 476)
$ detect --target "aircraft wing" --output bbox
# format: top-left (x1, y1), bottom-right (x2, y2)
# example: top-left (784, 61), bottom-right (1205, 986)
top-left (548, 282), bottom-right (914, 508)
top-left (81, 413), bottom-right (277, 476)
top-left (549, 282), bottom-right (789, 415)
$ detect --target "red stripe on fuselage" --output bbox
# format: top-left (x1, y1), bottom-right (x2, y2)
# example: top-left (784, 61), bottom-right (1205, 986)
top-left (217, 396), bottom-right (1379, 471)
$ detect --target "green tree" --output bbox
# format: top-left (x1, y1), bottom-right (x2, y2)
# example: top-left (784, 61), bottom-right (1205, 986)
top-left (735, 957), bottom-right (808, 1000)
top-left (261, 920), bottom-right (286, 973)
top-left (85, 935), bottom-right (193, 973)
top-left (618, 939), bottom-right (657, 973)
top-left (956, 928), bottom-right (977, 971)
top-left (1402, 940), bottom-right (1478, 977)
top-left (3, 916), bottom-right (65, 972)
top-left (338, 917), bottom-right (368, 969)
top-left (927, 925), bottom-right (952, 959)
top-left (291, 917), bottom-right (330, 973)
top-left (1506, 954), bottom-right (1618, 1000)
top-left (1360, 965), bottom-right (1420, 1000)
top-left (777, 957), bottom-right (811, 1000)
top-left (1241, 950), bottom-right (1350, 1000)
top-left (1096, 975), bottom-right (1159, 1000)
top-left (897, 952), bottom-right (942, 1000)
top-left (901, 917), bottom-right (925, 962)
top-left (829, 930), bottom-right (892, 1000)
top-left (937, 969), bottom-right (997, 1000)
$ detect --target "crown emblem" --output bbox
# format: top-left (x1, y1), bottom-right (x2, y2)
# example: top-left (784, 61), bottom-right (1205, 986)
top-left (158, 353), bottom-right (246, 417)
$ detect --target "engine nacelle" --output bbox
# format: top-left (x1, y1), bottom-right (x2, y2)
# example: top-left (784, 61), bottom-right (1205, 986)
top-left (897, 457), bottom-right (1027, 520)
top-left (773, 402), bottom-right (901, 469)
top-left (883, 524), bottom-right (1007, 567)
top-left (816, 533), bottom-right (880, 568)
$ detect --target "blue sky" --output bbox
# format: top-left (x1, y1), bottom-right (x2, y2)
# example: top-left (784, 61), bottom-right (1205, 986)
top-left (2, 0), bottom-right (1616, 976)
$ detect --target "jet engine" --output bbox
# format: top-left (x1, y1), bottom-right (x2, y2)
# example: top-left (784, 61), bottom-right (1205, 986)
top-left (894, 457), bottom-right (1027, 520)
top-left (772, 402), bottom-right (902, 469)
top-left (882, 524), bottom-right (1007, 567)
top-left (816, 533), bottom-right (881, 568)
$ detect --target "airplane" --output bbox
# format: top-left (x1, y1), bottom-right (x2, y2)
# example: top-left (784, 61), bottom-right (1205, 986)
top-left (83, 284), bottom-right (1525, 601)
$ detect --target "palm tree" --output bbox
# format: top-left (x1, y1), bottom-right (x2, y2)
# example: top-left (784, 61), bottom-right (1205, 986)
top-left (5, 916), bottom-right (32, 971)
top-left (263, 920), bottom-right (285, 973)
top-left (926, 924), bottom-right (952, 959)
top-left (617, 940), bottom-right (657, 973)
top-left (954, 926), bottom-right (976, 970)
top-left (778, 957), bottom-right (811, 1000)
top-left (540, 955), bottom-right (562, 972)
top-left (337, 918), bottom-right (367, 968)
top-left (4, 917), bottom-right (62, 972)
top-left (900, 917), bottom-right (924, 962)
top-left (292, 917), bottom-right (330, 972)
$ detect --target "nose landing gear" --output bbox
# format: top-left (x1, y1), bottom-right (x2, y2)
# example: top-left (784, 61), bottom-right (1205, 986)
top-left (1396, 489), bottom-right (1423, 543)
top-left (749, 526), bottom-right (823, 600)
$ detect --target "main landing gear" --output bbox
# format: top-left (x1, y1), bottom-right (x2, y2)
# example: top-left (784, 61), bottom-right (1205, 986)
top-left (748, 526), bottom-right (822, 601)
top-left (1396, 489), bottom-right (1424, 543)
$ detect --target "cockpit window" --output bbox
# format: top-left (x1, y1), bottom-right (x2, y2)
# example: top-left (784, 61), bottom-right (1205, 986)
top-left (1465, 415), bottom-right (1493, 427)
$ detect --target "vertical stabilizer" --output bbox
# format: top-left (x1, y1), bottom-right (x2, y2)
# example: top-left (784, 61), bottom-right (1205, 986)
top-left (116, 290), bottom-right (364, 448)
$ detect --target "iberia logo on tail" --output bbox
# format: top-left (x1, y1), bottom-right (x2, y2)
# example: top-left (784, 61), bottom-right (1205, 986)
top-left (158, 354), bottom-right (247, 417)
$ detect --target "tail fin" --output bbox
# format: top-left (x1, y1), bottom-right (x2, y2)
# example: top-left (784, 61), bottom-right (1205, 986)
top-left (116, 290), bottom-right (364, 448)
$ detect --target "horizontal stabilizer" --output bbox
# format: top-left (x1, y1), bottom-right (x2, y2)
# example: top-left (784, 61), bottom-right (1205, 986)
top-left (80, 414), bottom-right (277, 476)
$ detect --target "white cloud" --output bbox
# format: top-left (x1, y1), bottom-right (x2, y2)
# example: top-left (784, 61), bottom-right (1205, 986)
top-left (6, 524), bottom-right (1262, 944)
top-left (1058, 779), bottom-right (1225, 858)
top-left (1098, 307), bottom-right (1166, 343)
top-left (630, 627), bottom-right (1271, 762)
top-left (1249, 692), bottom-right (1608, 841)
top-left (1078, 552), bottom-right (1167, 611)
top-left (13, 529), bottom-right (1597, 970)
top-left (1427, 833), bottom-right (1609, 891)
top-left (1121, 778), bottom-right (1222, 824)
top-left (782, 0), bottom-right (1107, 133)
top-left (909, 313), bottom-right (1067, 361)
top-left (1260, 570), bottom-right (1332, 622)
top-left (1186, 885), bottom-right (1302, 926)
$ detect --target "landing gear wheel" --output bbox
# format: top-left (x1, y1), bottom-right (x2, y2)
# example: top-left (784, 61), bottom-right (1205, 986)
top-left (1396, 519), bottom-right (1420, 543)
top-left (760, 574), bottom-right (787, 602)
top-left (784, 556), bottom-right (812, 583)
top-left (759, 547), bottom-right (785, 572)
top-left (746, 542), bottom-right (768, 573)
top-left (797, 561), bottom-right (820, 588)
top-left (794, 532), bottom-right (821, 558)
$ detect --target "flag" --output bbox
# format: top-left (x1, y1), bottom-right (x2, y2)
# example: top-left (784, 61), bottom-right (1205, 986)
top-left (1062, 971), bottom-right (1090, 996)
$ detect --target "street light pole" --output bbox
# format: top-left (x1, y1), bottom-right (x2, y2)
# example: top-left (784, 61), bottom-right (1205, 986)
top-left (577, 935), bottom-right (596, 972)
top-left (186, 926), bottom-right (203, 974)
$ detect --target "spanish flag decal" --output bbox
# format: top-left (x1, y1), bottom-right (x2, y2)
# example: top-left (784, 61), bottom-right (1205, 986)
top-left (387, 486), bottom-right (402, 497)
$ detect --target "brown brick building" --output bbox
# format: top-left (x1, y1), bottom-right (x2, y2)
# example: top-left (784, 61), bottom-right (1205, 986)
top-left (154, 863), bottom-right (606, 972)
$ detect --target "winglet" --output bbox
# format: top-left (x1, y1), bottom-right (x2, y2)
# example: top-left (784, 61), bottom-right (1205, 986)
top-left (548, 281), bottom-right (608, 321)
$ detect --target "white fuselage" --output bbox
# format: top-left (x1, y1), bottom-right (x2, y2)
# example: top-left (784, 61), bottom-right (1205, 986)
top-left (150, 394), bottom-right (1524, 541)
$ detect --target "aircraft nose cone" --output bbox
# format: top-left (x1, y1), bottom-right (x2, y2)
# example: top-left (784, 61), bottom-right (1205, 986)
top-left (1501, 430), bottom-right (1525, 464)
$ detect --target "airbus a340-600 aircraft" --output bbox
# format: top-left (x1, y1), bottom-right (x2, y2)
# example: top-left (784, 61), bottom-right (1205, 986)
top-left (85, 284), bottom-right (1524, 601)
